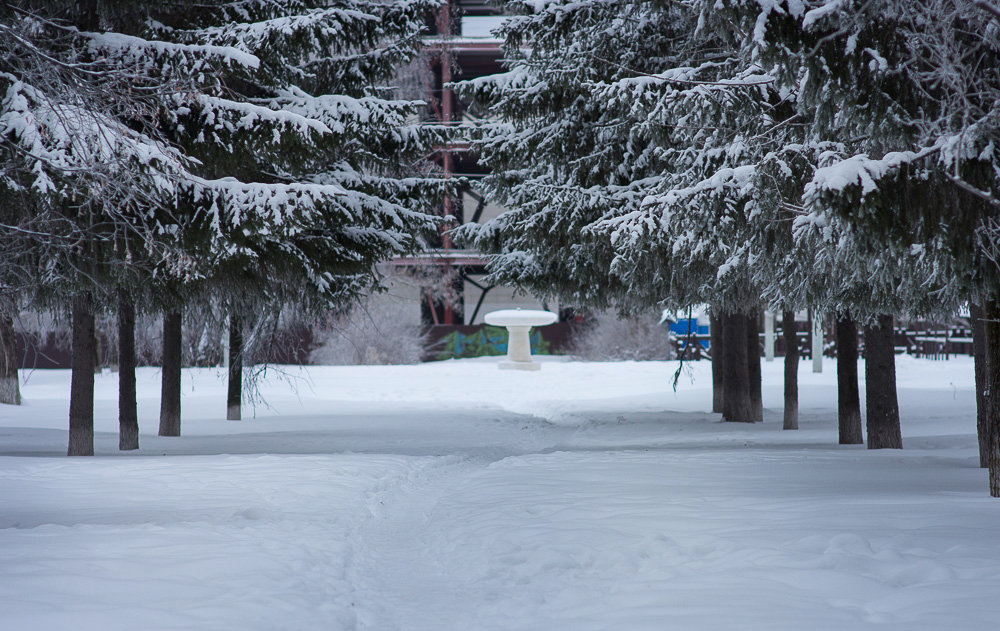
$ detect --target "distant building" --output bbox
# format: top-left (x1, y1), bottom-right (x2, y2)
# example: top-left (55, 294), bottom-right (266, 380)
top-left (389, 1), bottom-right (554, 327)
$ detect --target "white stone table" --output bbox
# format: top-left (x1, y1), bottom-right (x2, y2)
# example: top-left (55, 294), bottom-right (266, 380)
top-left (484, 309), bottom-right (558, 371)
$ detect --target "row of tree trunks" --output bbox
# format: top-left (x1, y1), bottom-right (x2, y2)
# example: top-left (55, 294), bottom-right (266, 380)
top-left (0, 313), bottom-right (20, 405)
top-left (836, 315), bottom-right (863, 444)
top-left (719, 311), bottom-right (904, 447)
top-left (782, 311), bottom-right (799, 430)
top-left (715, 308), bottom-right (990, 485)
top-left (68, 302), bottom-right (247, 454)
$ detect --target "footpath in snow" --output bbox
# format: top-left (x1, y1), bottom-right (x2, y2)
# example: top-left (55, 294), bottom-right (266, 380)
top-left (1, 356), bottom-right (998, 630)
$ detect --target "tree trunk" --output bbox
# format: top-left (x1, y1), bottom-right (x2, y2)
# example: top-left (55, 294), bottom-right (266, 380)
top-left (972, 303), bottom-right (988, 468)
top-left (227, 315), bottom-right (242, 421)
top-left (118, 298), bottom-right (138, 450)
top-left (722, 311), bottom-right (753, 422)
top-left (836, 314), bottom-right (863, 444)
top-left (93, 326), bottom-right (103, 374)
top-left (711, 314), bottom-right (724, 414)
top-left (782, 311), bottom-right (798, 430)
top-left (0, 313), bottom-right (20, 405)
top-left (982, 298), bottom-right (1000, 496)
top-left (863, 314), bottom-right (902, 449)
top-left (746, 310), bottom-right (763, 422)
top-left (158, 311), bottom-right (182, 437)
top-left (69, 294), bottom-right (95, 456)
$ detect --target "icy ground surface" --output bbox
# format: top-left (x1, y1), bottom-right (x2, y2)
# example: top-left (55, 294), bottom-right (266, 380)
top-left (1, 356), bottom-right (998, 630)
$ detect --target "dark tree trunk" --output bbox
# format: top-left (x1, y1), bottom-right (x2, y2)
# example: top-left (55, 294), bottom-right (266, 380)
top-left (782, 311), bottom-right (798, 430)
top-left (836, 314), bottom-right (864, 445)
top-left (227, 315), bottom-right (242, 421)
top-left (722, 311), bottom-right (753, 422)
top-left (69, 294), bottom-right (95, 456)
top-left (983, 298), bottom-right (1000, 496)
top-left (746, 310), bottom-right (763, 422)
top-left (972, 304), bottom-right (989, 468)
top-left (158, 311), bottom-right (182, 437)
top-left (863, 314), bottom-right (902, 449)
top-left (0, 313), bottom-right (20, 405)
top-left (711, 314), bottom-right (724, 414)
top-left (93, 326), bottom-right (103, 374)
top-left (118, 298), bottom-right (138, 450)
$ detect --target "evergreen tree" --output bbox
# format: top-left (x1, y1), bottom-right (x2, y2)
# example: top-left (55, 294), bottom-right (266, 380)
top-left (1, 0), bottom-right (218, 453)
top-left (157, 0), bottom-right (447, 425)
top-left (1, 0), bottom-right (446, 451)
top-left (456, 1), bottom-right (801, 422)
top-left (455, 1), bottom-right (704, 314)
top-left (735, 0), bottom-right (999, 488)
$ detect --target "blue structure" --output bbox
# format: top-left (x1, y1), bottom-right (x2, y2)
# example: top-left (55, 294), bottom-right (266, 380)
top-left (669, 317), bottom-right (711, 352)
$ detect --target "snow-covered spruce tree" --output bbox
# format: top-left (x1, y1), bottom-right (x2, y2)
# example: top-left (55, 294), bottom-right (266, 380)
top-left (1, 0), bottom-right (445, 451)
top-left (525, 1), bottom-right (804, 421)
top-left (454, 1), bottom-right (664, 314)
top-left (560, 1), bottom-right (954, 437)
top-left (613, 1), bottom-right (967, 446)
top-left (0, 0), bottom-right (230, 453)
top-left (734, 0), bottom-right (998, 487)
top-left (151, 0), bottom-right (447, 426)
top-left (455, 0), bottom-right (778, 421)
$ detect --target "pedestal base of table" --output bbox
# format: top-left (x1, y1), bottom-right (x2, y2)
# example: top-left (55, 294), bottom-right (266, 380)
top-left (498, 361), bottom-right (542, 371)
top-left (484, 309), bottom-right (558, 372)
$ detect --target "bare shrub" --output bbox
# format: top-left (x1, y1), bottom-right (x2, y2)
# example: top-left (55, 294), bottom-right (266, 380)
top-left (570, 311), bottom-right (675, 361)
top-left (311, 295), bottom-right (427, 365)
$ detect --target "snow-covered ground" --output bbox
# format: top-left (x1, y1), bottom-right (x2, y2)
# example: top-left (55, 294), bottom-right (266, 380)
top-left (1, 356), bottom-right (998, 630)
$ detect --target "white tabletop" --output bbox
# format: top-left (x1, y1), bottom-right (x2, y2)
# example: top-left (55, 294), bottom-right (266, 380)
top-left (484, 309), bottom-right (558, 327)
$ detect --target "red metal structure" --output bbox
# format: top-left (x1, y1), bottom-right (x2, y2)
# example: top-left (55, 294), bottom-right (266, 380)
top-left (393, 0), bottom-right (506, 325)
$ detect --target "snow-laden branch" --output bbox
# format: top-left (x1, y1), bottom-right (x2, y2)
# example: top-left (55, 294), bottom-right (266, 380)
top-left (183, 7), bottom-right (376, 51)
top-left (1, 74), bottom-right (188, 194)
top-left (640, 165), bottom-right (758, 209)
top-left (266, 87), bottom-right (418, 132)
top-left (806, 145), bottom-right (940, 199)
top-left (801, 0), bottom-right (852, 30)
top-left (591, 54), bottom-right (774, 88)
top-left (183, 175), bottom-right (435, 235)
top-left (83, 30), bottom-right (260, 69)
top-left (181, 93), bottom-right (332, 137)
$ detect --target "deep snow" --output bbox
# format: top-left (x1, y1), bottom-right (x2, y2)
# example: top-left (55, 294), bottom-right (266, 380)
top-left (1, 356), bottom-right (998, 630)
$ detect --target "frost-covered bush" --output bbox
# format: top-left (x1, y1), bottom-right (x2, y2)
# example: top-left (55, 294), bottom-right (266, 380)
top-left (570, 311), bottom-right (675, 361)
top-left (311, 296), bottom-right (426, 365)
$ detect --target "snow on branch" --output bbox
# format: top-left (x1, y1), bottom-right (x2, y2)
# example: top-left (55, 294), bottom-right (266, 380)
top-left (181, 93), bottom-right (332, 137)
top-left (593, 55), bottom-right (773, 89)
top-left (1, 74), bottom-right (187, 195)
top-left (186, 7), bottom-right (376, 52)
top-left (184, 176), bottom-right (434, 236)
top-left (805, 145), bottom-right (940, 199)
top-left (83, 31), bottom-right (260, 70)
top-left (266, 87), bottom-right (416, 132)
top-left (639, 166), bottom-right (758, 209)
top-left (801, 0), bottom-right (853, 30)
